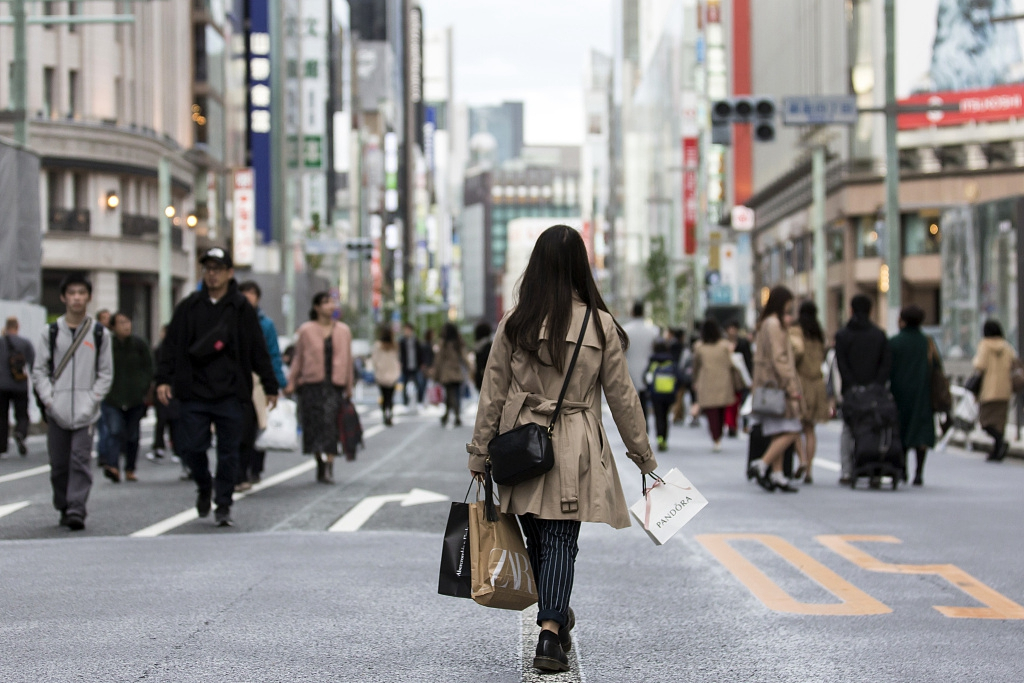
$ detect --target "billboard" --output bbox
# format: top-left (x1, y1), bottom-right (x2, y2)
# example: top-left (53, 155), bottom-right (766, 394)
top-left (898, 0), bottom-right (1024, 129)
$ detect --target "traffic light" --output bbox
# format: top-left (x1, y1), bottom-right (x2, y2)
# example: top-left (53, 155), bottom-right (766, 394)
top-left (709, 96), bottom-right (776, 144)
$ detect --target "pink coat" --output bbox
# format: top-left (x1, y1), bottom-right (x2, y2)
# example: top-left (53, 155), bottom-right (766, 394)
top-left (288, 320), bottom-right (355, 389)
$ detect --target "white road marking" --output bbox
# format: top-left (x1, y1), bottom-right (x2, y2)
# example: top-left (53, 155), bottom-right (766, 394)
top-left (0, 501), bottom-right (30, 519)
top-left (815, 458), bottom-right (840, 472)
top-left (328, 488), bottom-right (448, 532)
top-left (130, 423), bottom-right (388, 538)
top-left (0, 465), bottom-right (51, 485)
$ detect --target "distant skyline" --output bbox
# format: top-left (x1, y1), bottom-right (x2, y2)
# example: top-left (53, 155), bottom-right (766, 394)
top-left (418, 0), bottom-right (612, 146)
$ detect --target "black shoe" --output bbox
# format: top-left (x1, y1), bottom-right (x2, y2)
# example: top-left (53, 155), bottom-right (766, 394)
top-left (533, 630), bottom-right (569, 673)
top-left (454, 417), bottom-right (462, 427)
top-left (559, 607), bottom-right (575, 653)
top-left (215, 507), bottom-right (233, 527)
top-left (728, 428), bottom-right (738, 438)
top-left (65, 514), bottom-right (85, 531)
top-left (773, 478), bottom-right (799, 493)
top-left (103, 466), bottom-right (121, 483)
top-left (14, 434), bottom-right (27, 456)
top-left (249, 473), bottom-right (261, 485)
top-left (196, 489), bottom-right (212, 518)
top-left (59, 510), bottom-right (69, 527)
top-left (912, 474), bottom-right (923, 486)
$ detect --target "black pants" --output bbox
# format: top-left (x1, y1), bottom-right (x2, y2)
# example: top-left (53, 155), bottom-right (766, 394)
top-left (652, 397), bottom-right (672, 442)
top-left (443, 382), bottom-right (462, 422)
top-left (178, 398), bottom-right (244, 510)
top-left (379, 384), bottom-right (395, 418)
top-left (152, 401), bottom-right (171, 451)
top-left (238, 401), bottom-right (266, 484)
top-left (519, 515), bottom-right (581, 628)
top-left (0, 389), bottom-right (29, 453)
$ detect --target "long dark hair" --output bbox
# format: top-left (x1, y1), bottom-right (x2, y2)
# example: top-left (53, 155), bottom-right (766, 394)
top-left (797, 300), bottom-right (824, 343)
top-left (759, 286), bottom-right (794, 326)
top-left (504, 225), bottom-right (626, 372)
top-left (701, 318), bottom-right (722, 345)
top-left (441, 322), bottom-right (463, 352)
top-left (378, 324), bottom-right (395, 349)
top-left (983, 319), bottom-right (1004, 338)
top-left (309, 292), bottom-right (330, 321)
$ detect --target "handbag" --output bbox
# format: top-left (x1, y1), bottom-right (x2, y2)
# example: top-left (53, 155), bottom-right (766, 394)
top-left (964, 371), bottom-right (983, 397)
top-left (629, 468), bottom-right (709, 546)
top-left (751, 385), bottom-right (787, 417)
top-left (438, 482), bottom-right (475, 600)
top-left (468, 495), bottom-right (537, 611)
top-left (337, 396), bottom-right (363, 460)
top-left (927, 337), bottom-right (952, 413)
top-left (487, 307), bottom-right (591, 487)
top-left (1012, 358), bottom-right (1024, 394)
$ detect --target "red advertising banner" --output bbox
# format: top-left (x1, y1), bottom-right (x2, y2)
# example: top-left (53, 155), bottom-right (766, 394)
top-left (683, 137), bottom-right (699, 256)
top-left (898, 85), bottom-right (1024, 130)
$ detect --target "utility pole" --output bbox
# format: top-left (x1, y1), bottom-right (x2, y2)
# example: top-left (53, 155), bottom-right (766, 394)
top-left (811, 143), bottom-right (827, 316)
top-left (269, 0), bottom-right (294, 335)
top-left (883, 0), bottom-right (901, 333)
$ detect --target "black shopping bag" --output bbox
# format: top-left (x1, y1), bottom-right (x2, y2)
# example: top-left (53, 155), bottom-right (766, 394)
top-left (438, 501), bottom-right (472, 599)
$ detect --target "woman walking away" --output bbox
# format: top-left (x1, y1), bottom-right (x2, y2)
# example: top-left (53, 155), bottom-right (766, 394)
top-left (789, 301), bottom-right (829, 483)
top-left (691, 318), bottom-right (736, 452)
top-left (372, 325), bottom-right (401, 426)
top-left (747, 286), bottom-right (802, 493)
top-left (432, 322), bottom-right (469, 426)
top-left (285, 293), bottom-right (354, 484)
top-left (974, 319), bottom-right (1015, 462)
top-left (888, 305), bottom-right (936, 485)
top-left (468, 225), bottom-right (656, 674)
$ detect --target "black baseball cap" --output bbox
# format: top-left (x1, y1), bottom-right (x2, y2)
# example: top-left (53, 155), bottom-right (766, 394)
top-left (199, 247), bottom-right (233, 268)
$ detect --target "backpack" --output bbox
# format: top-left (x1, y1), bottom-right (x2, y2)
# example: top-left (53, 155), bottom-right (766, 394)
top-left (5, 336), bottom-right (28, 382)
top-left (646, 360), bottom-right (678, 397)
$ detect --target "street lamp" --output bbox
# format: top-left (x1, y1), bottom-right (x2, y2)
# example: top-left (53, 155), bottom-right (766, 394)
top-left (164, 206), bottom-right (176, 219)
top-left (105, 191), bottom-right (119, 210)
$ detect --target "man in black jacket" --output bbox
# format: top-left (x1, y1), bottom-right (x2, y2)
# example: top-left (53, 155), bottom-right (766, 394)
top-left (834, 294), bottom-right (891, 483)
top-left (155, 248), bottom-right (279, 527)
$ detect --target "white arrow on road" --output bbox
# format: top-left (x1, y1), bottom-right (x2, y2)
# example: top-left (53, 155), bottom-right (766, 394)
top-left (329, 488), bottom-right (449, 532)
top-left (0, 501), bottom-right (30, 520)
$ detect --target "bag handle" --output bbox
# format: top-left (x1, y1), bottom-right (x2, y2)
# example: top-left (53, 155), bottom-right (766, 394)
top-left (548, 306), bottom-right (591, 436)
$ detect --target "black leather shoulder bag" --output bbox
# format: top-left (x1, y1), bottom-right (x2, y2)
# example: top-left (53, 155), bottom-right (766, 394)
top-left (487, 307), bottom-right (591, 487)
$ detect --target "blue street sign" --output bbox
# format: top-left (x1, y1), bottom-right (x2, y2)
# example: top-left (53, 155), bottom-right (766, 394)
top-left (781, 96), bottom-right (859, 126)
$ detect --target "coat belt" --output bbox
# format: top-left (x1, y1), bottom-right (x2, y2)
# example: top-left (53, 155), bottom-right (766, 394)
top-left (500, 391), bottom-right (598, 514)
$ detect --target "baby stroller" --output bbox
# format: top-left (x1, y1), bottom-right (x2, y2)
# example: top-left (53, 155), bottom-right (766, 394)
top-left (936, 385), bottom-right (979, 452)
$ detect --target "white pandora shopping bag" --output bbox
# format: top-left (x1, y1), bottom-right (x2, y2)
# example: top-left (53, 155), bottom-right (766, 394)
top-left (630, 468), bottom-right (708, 545)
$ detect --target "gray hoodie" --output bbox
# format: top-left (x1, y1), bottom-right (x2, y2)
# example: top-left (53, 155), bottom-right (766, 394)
top-left (31, 317), bottom-right (113, 430)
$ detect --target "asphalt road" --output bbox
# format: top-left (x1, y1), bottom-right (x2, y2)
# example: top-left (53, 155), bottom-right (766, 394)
top-left (1, 396), bottom-right (1023, 682)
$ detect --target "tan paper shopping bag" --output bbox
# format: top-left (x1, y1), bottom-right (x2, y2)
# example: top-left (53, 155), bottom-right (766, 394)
top-left (468, 501), bottom-right (538, 611)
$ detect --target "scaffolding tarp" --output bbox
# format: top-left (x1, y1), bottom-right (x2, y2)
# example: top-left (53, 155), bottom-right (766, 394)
top-left (0, 142), bottom-right (41, 302)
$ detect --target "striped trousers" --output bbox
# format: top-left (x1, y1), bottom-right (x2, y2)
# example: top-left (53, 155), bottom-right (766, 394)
top-left (518, 515), bottom-right (582, 628)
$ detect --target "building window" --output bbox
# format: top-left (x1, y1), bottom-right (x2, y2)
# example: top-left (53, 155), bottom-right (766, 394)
top-left (856, 215), bottom-right (880, 258)
top-left (43, 67), bottom-right (55, 118)
top-left (43, 2), bottom-right (56, 30)
top-left (73, 173), bottom-right (88, 209)
top-left (903, 212), bottom-right (941, 256)
top-left (827, 224), bottom-right (845, 263)
top-left (68, 1), bottom-right (77, 32)
top-left (68, 70), bottom-right (78, 118)
top-left (47, 171), bottom-right (62, 213)
top-left (114, 77), bottom-right (123, 122)
top-left (304, 60), bottom-right (318, 78)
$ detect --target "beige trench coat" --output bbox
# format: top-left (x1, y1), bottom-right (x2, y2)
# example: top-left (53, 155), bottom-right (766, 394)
top-left (692, 339), bottom-right (737, 408)
top-left (467, 301), bottom-right (657, 529)
top-left (788, 328), bottom-right (829, 425)
top-left (752, 316), bottom-right (803, 420)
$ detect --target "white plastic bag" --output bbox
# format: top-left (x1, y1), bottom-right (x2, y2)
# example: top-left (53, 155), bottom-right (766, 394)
top-left (255, 398), bottom-right (298, 451)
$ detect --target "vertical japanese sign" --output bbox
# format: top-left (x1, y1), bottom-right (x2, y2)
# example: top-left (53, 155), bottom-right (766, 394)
top-left (233, 169), bottom-right (256, 267)
top-left (248, 0), bottom-right (272, 244)
top-left (683, 137), bottom-right (699, 255)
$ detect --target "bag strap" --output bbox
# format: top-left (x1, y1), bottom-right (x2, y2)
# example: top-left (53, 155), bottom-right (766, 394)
top-left (52, 318), bottom-right (93, 382)
top-left (548, 307), bottom-right (591, 435)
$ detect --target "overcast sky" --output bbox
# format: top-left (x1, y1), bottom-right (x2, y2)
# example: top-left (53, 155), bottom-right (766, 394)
top-left (418, 0), bottom-right (613, 146)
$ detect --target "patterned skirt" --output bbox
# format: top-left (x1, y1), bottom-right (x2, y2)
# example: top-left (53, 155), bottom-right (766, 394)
top-left (297, 381), bottom-right (344, 455)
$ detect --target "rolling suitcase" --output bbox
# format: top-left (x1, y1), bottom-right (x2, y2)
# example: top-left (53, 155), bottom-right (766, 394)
top-left (842, 385), bottom-right (907, 489)
top-left (746, 423), bottom-right (795, 479)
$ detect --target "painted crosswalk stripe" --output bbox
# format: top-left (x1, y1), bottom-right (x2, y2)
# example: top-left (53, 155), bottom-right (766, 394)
top-left (0, 465), bottom-right (50, 485)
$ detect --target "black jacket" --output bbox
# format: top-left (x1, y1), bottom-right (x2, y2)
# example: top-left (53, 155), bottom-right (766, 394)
top-left (834, 314), bottom-right (890, 391)
top-left (155, 280), bottom-right (279, 403)
top-left (399, 334), bottom-right (423, 373)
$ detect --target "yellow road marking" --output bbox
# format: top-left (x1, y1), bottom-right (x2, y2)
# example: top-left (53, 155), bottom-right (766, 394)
top-left (817, 535), bottom-right (1024, 620)
top-left (696, 533), bottom-right (891, 616)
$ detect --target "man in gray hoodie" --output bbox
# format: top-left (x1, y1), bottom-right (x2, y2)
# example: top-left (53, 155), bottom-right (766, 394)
top-left (31, 273), bottom-right (113, 531)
